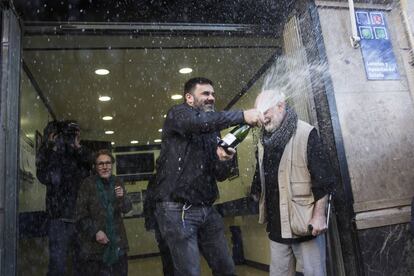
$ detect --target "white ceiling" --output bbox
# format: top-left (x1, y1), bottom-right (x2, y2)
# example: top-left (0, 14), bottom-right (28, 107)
top-left (22, 34), bottom-right (280, 146)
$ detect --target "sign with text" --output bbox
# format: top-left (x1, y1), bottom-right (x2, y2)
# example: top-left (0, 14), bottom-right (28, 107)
top-left (355, 10), bottom-right (400, 80)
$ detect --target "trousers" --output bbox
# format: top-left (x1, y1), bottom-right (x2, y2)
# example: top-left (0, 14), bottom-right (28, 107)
top-left (270, 234), bottom-right (326, 276)
top-left (155, 202), bottom-right (235, 276)
top-left (47, 219), bottom-right (79, 276)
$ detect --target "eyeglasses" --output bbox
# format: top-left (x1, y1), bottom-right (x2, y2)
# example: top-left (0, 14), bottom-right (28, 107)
top-left (96, 161), bottom-right (112, 167)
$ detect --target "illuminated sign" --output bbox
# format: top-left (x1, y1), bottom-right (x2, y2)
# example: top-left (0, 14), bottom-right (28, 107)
top-left (356, 10), bottom-right (399, 80)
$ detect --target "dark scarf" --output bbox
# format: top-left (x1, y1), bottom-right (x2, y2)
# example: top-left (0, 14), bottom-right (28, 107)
top-left (96, 176), bottom-right (118, 266)
top-left (261, 106), bottom-right (298, 150)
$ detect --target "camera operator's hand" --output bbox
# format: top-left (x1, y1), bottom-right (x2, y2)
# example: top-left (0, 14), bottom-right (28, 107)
top-left (47, 132), bottom-right (57, 150)
top-left (73, 131), bottom-right (81, 149)
top-left (96, 230), bottom-right (109, 244)
top-left (48, 132), bottom-right (57, 142)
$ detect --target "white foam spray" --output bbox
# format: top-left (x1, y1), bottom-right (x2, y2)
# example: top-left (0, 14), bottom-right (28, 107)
top-left (255, 48), bottom-right (328, 115)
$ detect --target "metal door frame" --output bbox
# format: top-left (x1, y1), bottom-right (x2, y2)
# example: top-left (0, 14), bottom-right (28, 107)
top-left (0, 2), bottom-right (22, 276)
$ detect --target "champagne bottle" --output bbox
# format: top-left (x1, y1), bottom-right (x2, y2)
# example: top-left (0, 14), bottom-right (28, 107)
top-left (218, 124), bottom-right (251, 151)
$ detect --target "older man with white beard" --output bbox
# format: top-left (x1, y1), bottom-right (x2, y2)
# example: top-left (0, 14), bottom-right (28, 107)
top-left (250, 90), bottom-right (333, 276)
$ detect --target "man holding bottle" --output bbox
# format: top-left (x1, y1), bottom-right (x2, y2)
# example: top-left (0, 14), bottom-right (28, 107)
top-left (250, 90), bottom-right (333, 276)
top-left (154, 77), bottom-right (263, 276)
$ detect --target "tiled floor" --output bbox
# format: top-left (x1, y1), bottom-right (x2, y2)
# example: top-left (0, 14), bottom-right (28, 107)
top-left (128, 257), bottom-right (268, 276)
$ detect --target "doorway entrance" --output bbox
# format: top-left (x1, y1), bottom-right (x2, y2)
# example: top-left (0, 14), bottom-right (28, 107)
top-left (1, 1), bottom-right (348, 275)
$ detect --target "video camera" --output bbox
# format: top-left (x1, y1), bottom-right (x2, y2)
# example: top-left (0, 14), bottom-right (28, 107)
top-left (43, 120), bottom-right (80, 152)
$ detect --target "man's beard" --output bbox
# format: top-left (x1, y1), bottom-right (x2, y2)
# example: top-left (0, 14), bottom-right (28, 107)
top-left (195, 99), bottom-right (215, 112)
top-left (264, 122), bottom-right (279, 133)
top-left (202, 104), bottom-right (215, 112)
top-left (264, 114), bottom-right (284, 132)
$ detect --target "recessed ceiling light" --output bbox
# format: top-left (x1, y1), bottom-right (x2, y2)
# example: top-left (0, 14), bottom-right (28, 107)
top-left (102, 116), bottom-right (113, 121)
top-left (179, 67), bottom-right (193, 74)
top-left (130, 140), bottom-right (139, 144)
top-left (111, 142), bottom-right (115, 145)
top-left (99, 96), bottom-right (111, 102)
top-left (95, 69), bottom-right (110, 75)
top-left (171, 94), bottom-right (183, 100)
top-left (105, 130), bottom-right (114, 134)
top-left (158, 129), bottom-right (162, 132)
top-left (154, 139), bottom-right (162, 143)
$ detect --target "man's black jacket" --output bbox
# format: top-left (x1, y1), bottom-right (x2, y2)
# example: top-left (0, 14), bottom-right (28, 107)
top-left (36, 143), bottom-right (91, 219)
top-left (154, 103), bottom-right (244, 205)
top-left (143, 175), bottom-right (157, 231)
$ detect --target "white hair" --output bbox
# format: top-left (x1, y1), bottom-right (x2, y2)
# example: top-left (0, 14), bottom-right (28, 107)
top-left (256, 90), bottom-right (286, 112)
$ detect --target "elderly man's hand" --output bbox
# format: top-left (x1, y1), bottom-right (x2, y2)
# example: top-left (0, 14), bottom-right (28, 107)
top-left (308, 214), bottom-right (327, 236)
top-left (217, 146), bottom-right (235, 161)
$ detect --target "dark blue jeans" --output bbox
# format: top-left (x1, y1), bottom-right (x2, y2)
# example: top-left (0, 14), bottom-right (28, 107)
top-left (155, 202), bottom-right (235, 276)
top-left (154, 225), bottom-right (174, 276)
top-left (47, 219), bottom-right (79, 276)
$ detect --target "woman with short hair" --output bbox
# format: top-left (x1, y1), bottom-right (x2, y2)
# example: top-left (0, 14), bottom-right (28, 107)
top-left (76, 149), bottom-right (132, 276)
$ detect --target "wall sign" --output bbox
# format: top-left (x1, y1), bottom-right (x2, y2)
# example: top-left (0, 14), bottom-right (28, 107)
top-left (355, 10), bottom-right (400, 80)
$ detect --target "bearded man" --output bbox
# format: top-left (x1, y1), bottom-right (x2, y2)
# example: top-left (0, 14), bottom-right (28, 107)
top-left (154, 77), bottom-right (263, 276)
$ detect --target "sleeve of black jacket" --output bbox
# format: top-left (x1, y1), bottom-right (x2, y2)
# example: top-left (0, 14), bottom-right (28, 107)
top-left (165, 104), bottom-right (244, 137)
top-left (307, 129), bottom-right (334, 201)
top-left (35, 142), bottom-right (54, 185)
top-left (213, 156), bottom-right (235, 182)
top-left (143, 175), bottom-right (157, 231)
top-left (75, 145), bottom-right (93, 179)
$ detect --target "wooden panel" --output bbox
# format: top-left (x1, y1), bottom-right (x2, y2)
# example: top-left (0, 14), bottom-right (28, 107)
top-left (353, 197), bottom-right (412, 212)
top-left (355, 206), bottom-right (411, 229)
top-left (335, 92), bottom-right (414, 204)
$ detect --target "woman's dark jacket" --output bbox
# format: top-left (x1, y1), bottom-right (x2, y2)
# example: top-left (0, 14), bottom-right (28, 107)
top-left (154, 103), bottom-right (245, 205)
top-left (75, 175), bottom-right (132, 260)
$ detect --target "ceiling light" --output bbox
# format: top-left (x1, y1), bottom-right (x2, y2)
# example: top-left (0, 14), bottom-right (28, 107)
top-left (111, 142), bottom-right (115, 145)
top-left (130, 140), bottom-right (139, 144)
top-left (95, 69), bottom-right (110, 75)
top-left (179, 67), bottom-right (193, 74)
top-left (99, 96), bottom-right (111, 102)
top-left (102, 116), bottom-right (113, 121)
top-left (105, 130), bottom-right (114, 134)
top-left (154, 139), bottom-right (162, 143)
top-left (171, 94), bottom-right (183, 100)
top-left (163, 114), bottom-right (167, 118)
top-left (158, 129), bottom-right (162, 132)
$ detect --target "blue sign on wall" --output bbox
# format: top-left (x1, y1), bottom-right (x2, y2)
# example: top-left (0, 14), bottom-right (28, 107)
top-left (355, 10), bottom-right (400, 80)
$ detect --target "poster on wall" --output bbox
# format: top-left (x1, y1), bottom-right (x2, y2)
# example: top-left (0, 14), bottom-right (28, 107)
top-left (355, 10), bottom-right (400, 80)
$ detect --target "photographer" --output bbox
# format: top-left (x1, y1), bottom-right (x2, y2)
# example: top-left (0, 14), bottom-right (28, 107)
top-left (36, 120), bottom-right (92, 276)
